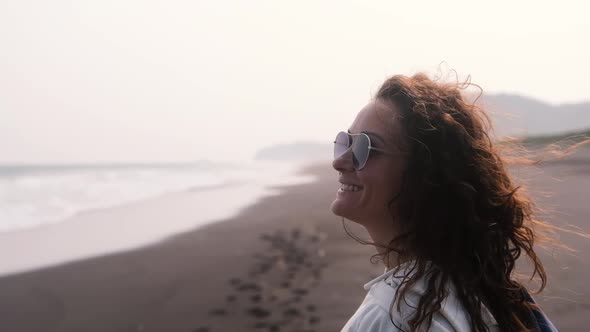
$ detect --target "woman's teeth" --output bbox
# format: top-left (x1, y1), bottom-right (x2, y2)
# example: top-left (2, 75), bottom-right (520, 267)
top-left (341, 184), bottom-right (362, 192)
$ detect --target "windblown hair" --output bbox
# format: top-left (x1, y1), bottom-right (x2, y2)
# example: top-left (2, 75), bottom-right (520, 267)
top-left (350, 73), bottom-right (589, 331)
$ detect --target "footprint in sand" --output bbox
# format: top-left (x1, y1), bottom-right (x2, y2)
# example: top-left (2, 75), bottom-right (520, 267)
top-left (203, 228), bottom-right (328, 331)
top-left (309, 316), bottom-right (320, 325)
top-left (245, 306), bottom-right (271, 319)
top-left (208, 308), bottom-right (227, 316)
top-left (237, 282), bottom-right (262, 292)
top-left (283, 307), bottom-right (301, 318)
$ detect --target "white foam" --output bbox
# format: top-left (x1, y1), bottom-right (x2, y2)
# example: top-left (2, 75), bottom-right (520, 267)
top-left (0, 161), bottom-right (307, 232)
top-left (0, 160), bottom-right (317, 276)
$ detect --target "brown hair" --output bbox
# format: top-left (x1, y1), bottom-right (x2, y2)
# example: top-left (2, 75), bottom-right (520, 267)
top-left (349, 73), bottom-right (589, 331)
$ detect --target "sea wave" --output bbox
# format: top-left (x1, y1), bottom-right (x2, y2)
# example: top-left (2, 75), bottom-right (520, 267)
top-left (0, 160), bottom-right (308, 232)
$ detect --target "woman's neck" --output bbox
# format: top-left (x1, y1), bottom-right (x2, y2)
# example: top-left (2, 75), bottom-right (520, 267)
top-left (364, 219), bottom-right (406, 270)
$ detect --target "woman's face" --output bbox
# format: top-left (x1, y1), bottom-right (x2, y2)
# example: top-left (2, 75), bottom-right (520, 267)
top-left (330, 99), bottom-right (407, 227)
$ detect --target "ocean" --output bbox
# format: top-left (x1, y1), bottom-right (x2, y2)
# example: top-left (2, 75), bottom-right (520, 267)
top-left (0, 160), bottom-right (315, 233)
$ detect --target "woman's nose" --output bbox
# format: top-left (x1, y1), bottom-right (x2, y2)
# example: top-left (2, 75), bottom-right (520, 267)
top-left (332, 147), bottom-right (354, 172)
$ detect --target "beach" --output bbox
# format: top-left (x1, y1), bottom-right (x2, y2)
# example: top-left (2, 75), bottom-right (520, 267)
top-left (0, 148), bottom-right (589, 332)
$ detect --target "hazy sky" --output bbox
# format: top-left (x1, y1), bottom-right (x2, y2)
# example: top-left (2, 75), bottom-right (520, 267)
top-left (1, 0), bottom-right (589, 163)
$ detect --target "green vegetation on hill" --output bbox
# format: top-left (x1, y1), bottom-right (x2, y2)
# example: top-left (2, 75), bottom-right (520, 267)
top-left (520, 128), bottom-right (590, 145)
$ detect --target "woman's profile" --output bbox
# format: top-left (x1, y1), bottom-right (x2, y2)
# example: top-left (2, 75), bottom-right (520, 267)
top-left (330, 73), bottom-right (581, 331)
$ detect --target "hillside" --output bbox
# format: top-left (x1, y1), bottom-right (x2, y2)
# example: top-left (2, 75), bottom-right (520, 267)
top-left (255, 94), bottom-right (590, 161)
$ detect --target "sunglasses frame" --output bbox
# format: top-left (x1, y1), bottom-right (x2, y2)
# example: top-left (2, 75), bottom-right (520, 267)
top-left (333, 131), bottom-right (395, 170)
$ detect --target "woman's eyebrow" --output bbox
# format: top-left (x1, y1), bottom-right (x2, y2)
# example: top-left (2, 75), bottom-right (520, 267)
top-left (347, 129), bottom-right (386, 145)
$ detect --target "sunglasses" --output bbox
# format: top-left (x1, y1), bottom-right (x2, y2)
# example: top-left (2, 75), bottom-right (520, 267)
top-left (333, 131), bottom-right (394, 170)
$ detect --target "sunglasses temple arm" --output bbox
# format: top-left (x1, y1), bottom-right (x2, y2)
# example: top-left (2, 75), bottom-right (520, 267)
top-left (370, 147), bottom-right (397, 156)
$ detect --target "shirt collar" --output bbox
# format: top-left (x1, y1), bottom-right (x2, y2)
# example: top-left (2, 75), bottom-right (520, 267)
top-left (363, 260), bottom-right (417, 291)
top-left (363, 268), bottom-right (398, 290)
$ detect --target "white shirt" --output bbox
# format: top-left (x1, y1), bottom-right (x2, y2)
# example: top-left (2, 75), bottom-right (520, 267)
top-left (341, 263), bottom-right (499, 332)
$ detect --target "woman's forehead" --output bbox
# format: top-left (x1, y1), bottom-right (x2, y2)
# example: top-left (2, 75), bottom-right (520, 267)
top-left (350, 100), bottom-right (400, 136)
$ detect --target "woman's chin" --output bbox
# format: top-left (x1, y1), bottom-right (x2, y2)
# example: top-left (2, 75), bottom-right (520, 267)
top-left (330, 200), bottom-right (357, 221)
top-left (330, 200), bottom-right (346, 217)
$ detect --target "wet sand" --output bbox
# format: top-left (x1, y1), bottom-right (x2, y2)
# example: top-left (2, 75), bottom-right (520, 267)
top-left (0, 147), bottom-right (589, 331)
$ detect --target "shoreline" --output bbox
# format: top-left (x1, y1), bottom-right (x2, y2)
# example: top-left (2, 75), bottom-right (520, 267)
top-left (0, 161), bottom-right (317, 276)
top-left (0, 156), bottom-right (588, 331)
top-left (0, 161), bottom-right (381, 332)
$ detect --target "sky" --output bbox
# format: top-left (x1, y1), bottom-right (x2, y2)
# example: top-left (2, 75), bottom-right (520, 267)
top-left (1, 0), bottom-right (589, 164)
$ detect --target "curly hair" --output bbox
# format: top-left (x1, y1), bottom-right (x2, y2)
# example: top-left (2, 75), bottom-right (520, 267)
top-left (346, 73), bottom-right (589, 331)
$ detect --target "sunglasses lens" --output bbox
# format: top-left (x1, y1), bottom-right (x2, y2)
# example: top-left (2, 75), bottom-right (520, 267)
top-left (352, 134), bottom-right (370, 170)
top-left (334, 132), bottom-right (350, 158)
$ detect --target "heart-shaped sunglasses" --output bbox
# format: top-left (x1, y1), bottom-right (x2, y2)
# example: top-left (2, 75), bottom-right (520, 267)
top-left (333, 131), bottom-right (396, 170)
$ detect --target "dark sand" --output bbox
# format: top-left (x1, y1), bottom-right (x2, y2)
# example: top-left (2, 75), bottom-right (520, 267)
top-left (0, 147), bottom-right (589, 332)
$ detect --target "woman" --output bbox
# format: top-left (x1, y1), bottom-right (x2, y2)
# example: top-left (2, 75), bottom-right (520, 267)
top-left (331, 73), bottom-right (561, 331)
